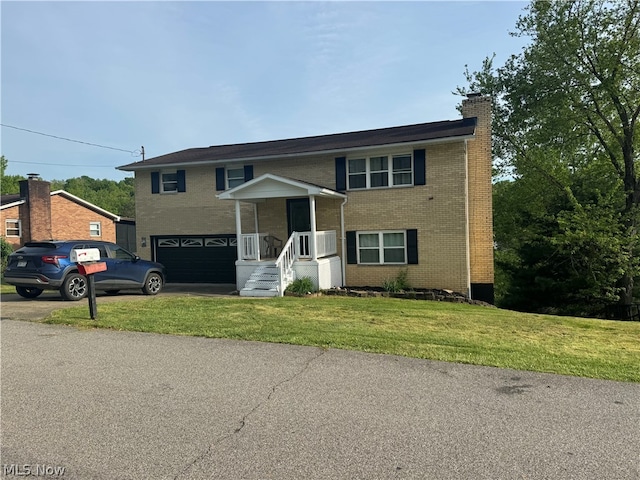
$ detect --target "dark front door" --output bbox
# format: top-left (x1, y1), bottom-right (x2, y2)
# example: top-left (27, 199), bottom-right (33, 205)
top-left (287, 198), bottom-right (310, 236)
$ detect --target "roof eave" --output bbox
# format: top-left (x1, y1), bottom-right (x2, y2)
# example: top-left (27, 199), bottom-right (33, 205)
top-left (0, 199), bottom-right (26, 210)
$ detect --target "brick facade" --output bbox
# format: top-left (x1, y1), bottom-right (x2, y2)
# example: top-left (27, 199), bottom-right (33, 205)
top-left (50, 195), bottom-right (116, 241)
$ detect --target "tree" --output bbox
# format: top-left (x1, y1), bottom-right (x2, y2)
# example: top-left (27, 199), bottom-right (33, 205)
top-left (0, 156), bottom-right (25, 194)
top-left (459, 0), bottom-right (640, 310)
top-left (51, 176), bottom-right (135, 218)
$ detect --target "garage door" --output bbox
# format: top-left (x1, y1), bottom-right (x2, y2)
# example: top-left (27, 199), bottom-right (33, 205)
top-left (153, 235), bottom-right (237, 283)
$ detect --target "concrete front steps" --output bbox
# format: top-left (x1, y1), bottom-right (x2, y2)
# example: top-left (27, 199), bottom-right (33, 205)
top-left (240, 264), bottom-right (280, 297)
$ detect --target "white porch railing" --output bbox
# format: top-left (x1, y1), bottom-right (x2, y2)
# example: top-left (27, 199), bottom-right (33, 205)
top-left (275, 234), bottom-right (297, 295)
top-left (240, 233), bottom-right (268, 260)
top-left (296, 231), bottom-right (337, 259)
top-left (241, 231), bottom-right (337, 261)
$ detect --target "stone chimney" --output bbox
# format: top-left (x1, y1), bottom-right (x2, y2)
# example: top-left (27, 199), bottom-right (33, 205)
top-left (19, 176), bottom-right (53, 242)
top-left (461, 94), bottom-right (494, 303)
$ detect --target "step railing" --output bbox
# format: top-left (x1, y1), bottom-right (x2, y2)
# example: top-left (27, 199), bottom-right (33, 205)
top-left (275, 233), bottom-right (297, 295)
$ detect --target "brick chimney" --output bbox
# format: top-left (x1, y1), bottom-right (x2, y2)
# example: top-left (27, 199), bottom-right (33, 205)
top-left (19, 175), bottom-right (53, 242)
top-left (461, 94), bottom-right (494, 303)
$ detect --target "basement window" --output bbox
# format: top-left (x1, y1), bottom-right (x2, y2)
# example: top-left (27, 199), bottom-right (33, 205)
top-left (357, 231), bottom-right (406, 264)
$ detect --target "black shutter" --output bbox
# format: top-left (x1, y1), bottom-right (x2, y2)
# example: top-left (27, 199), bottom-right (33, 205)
top-left (346, 231), bottom-right (357, 264)
top-left (244, 165), bottom-right (254, 182)
top-left (151, 171), bottom-right (160, 194)
top-left (414, 149), bottom-right (426, 186)
top-left (335, 156), bottom-right (347, 192)
top-left (407, 229), bottom-right (418, 264)
top-left (177, 170), bottom-right (186, 192)
top-left (216, 167), bottom-right (225, 191)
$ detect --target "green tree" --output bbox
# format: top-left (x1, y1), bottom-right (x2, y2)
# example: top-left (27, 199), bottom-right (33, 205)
top-left (0, 156), bottom-right (25, 194)
top-left (51, 176), bottom-right (135, 218)
top-left (459, 0), bottom-right (640, 311)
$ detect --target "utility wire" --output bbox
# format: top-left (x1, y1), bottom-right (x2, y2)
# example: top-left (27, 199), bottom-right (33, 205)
top-left (7, 159), bottom-right (119, 168)
top-left (0, 123), bottom-right (140, 155)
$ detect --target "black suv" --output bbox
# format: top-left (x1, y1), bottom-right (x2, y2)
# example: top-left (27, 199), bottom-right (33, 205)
top-left (4, 240), bottom-right (165, 301)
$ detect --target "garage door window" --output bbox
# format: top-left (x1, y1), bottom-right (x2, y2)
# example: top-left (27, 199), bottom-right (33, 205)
top-left (181, 238), bottom-right (203, 247)
top-left (206, 238), bottom-right (228, 247)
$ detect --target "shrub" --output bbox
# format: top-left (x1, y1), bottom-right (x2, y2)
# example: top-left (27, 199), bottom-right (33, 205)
top-left (0, 238), bottom-right (13, 275)
top-left (286, 276), bottom-right (316, 295)
top-left (383, 268), bottom-right (411, 292)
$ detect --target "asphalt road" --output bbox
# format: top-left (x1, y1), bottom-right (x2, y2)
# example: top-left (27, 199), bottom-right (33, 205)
top-left (1, 293), bottom-right (639, 479)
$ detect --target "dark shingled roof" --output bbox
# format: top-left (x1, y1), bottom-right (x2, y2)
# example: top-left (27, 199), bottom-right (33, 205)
top-left (119, 117), bottom-right (477, 170)
top-left (1, 194), bottom-right (23, 207)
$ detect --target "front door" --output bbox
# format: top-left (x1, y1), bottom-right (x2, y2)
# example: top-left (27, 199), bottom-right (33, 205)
top-left (287, 198), bottom-right (310, 236)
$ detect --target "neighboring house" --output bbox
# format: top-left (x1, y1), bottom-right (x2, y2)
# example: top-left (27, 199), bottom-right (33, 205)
top-left (118, 94), bottom-right (494, 302)
top-left (0, 176), bottom-right (121, 250)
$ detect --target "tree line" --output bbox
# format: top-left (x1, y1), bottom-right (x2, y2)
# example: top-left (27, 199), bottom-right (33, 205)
top-left (1, 156), bottom-right (135, 218)
top-left (458, 0), bottom-right (639, 315)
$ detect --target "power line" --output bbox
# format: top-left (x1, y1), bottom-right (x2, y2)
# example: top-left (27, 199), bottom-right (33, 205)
top-left (7, 159), bottom-right (119, 168)
top-left (0, 123), bottom-right (140, 155)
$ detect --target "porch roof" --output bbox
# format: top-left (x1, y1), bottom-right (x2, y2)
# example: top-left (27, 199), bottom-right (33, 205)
top-left (216, 174), bottom-right (347, 202)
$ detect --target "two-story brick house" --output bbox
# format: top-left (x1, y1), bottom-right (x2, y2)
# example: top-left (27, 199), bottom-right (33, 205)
top-left (1, 176), bottom-right (120, 250)
top-left (118, 94), bottom-right (493, 302)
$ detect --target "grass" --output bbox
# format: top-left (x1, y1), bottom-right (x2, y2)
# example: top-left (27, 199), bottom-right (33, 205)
top-left (43, 295), bottom-right (640, 382)
top-left (0, 277), bottom-right (15, 294)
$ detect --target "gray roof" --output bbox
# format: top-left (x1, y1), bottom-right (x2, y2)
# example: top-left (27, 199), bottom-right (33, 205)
top-left (0, 194), bottom-right (23, 207)
top-left (118, 117), bottom-right (477, 171)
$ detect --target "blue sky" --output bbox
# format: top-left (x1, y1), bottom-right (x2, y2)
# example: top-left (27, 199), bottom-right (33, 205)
top-left (1, 1), bottom-right (529, 183)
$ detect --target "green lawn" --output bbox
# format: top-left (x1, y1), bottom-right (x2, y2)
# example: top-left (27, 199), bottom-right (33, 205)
top-left (0, 278), bottom-right (15, 294)
top-left (43, 295), bottom-right (640, 382)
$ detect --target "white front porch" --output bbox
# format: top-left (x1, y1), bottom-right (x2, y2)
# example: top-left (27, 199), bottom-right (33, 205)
top-left (217, 174), bottom-right (347, 297)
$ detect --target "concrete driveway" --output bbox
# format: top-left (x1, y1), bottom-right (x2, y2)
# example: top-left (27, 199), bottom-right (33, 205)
top-left (1, 293), bottom-right (639, 479)
top-left (0, 283), bottom-right (237, 322)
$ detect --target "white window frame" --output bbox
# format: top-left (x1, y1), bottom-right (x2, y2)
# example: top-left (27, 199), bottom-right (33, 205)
top-left (347, 153), bottom-right (413, 190)
top-left (356, 230), bottom-right (407, 265)
top-left (161, 171), bottom-right (179, 193)
top-left (227, 167), bottom-right (245, 189)
top-left (5, 219), bottom-right (21, 237)
top-left (89, 222), bottom-right (101, 237)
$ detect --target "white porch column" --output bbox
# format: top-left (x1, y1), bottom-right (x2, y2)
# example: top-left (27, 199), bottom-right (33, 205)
top-left (253, 203), bottom-right (259, 236)
top-left (235, 200), bottom-right (242, 261)
top-left (309, 195), bottom-right (317, 261)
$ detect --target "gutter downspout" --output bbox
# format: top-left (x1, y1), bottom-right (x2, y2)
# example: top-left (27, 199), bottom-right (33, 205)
top-left (464, 139), bottom-right (472, 299)
top-left (340, 196), bottom-right (348, 287)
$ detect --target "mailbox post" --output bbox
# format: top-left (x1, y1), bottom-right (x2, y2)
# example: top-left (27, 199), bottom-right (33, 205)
top-left (71, 248), bottom-right (107, 320)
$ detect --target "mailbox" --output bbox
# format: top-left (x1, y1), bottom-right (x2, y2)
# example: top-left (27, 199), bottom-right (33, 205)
top-left (71, 248), bottom-right (101, 263)
top-left (77, 262), bottom-right (107, 275)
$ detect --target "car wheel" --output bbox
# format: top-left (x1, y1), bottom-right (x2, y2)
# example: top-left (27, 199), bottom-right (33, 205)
top-left (105, 290), bottom-right (120, 295)
top-left (142, 272), bottom-right (163, 295)
top-left (15, 286), bottom-right (44, 299)
top-left (60, 273), bottom-right (88, 301)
